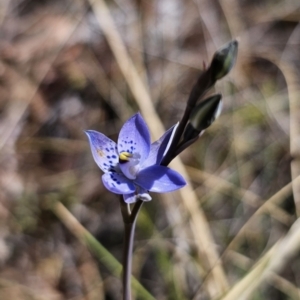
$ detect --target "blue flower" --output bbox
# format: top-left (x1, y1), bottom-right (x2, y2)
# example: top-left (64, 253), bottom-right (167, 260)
top-left (85, 113), bottom-right (186, 203)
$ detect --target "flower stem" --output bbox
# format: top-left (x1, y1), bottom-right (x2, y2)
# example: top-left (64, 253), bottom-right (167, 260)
top-left (120, 198), bottom-right (143, 300)
top-left (161, 66), bottom-right (215, 166)
top-left (122, 221), bottom-right (136, 300)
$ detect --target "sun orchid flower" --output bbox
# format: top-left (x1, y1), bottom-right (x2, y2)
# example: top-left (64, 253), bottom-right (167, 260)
top-left (85, 113), bottom-right (186, 203)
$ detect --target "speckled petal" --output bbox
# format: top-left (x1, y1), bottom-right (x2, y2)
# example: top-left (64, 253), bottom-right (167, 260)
top-left (85, 130), bottom-right (118, 173)
top-left (117, 113), bottom-right (150, 163)
top-left (135, 165), bottom-right (186, 193)
top-left (141, 123), bottom-right (178, 169)
top-left (102, 173), bottom-right (135, 194)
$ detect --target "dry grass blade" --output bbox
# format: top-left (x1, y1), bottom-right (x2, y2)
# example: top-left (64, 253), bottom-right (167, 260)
top-left (187, 166), bottom-right (293, 225)
top-left (51, 201), bottom-right (155, 300)
top-left (223, 175), bottom-right (299, 254)
top-left (87, 0), bottom-right (229, 296)
top-left (269, 274), bottom-right (300, 300)
top-left (87, 0), bottom-right (164, 139)
top-left (283, 64), bottom-right (300, 217)
top-left (0, 13), bottom-right (85, 153)
top-left (75, 49), bottom-right (134, 121)
top-left (220, 217), bottom-right (300, 300)
top-left (241, 48), bottom-right (300, 217)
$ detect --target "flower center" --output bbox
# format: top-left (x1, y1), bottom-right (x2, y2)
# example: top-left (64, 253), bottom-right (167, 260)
top-left (119, 152), bottom-right (132, 163)
top-left (118, 151), bottom-right (141, 180)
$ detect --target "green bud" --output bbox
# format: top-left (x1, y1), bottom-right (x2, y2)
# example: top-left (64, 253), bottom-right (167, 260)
top-left (184, 94), bottom-right (222, 141)
top-left (210, 40), bottom-right (238, 81)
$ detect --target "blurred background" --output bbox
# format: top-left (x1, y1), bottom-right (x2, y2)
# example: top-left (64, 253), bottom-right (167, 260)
top-left (0, 0), bottom-right (299, 299)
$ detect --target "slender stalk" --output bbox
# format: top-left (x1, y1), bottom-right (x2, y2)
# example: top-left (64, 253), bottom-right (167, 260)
top-left (161, 67), bottom-right (214, 166)
top-left (122, 221), bottom-right (136, 300)
top-left (120, 198), bottom-right (144, 300)
top-left (174, 135), bottom-right (200, 158)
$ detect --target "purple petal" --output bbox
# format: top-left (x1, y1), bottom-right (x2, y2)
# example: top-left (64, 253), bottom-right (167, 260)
top-left (85, 130), bottom-right (118, 173)
top-left (141, 123), bottom-right (178, 169)
top-left (135, 165), bottom-right (186, 193)
top-left (117, 113), bottom-right (150, 163)
top-left (102, 173), bottom-right (135, 194)
top-left (123, 193), bottom-right (137, 204)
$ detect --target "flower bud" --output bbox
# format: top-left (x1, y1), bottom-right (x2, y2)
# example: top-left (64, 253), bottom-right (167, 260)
top-left (183, 94), bottom-right (222, 141)
top-left (210, 40), bottom-right (238, 81)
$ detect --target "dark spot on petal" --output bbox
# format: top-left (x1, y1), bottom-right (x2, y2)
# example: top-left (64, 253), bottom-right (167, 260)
top-left (112, 155), bottom-right (117, 159)
top-left (117, 181), bottom-right (121, 184)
